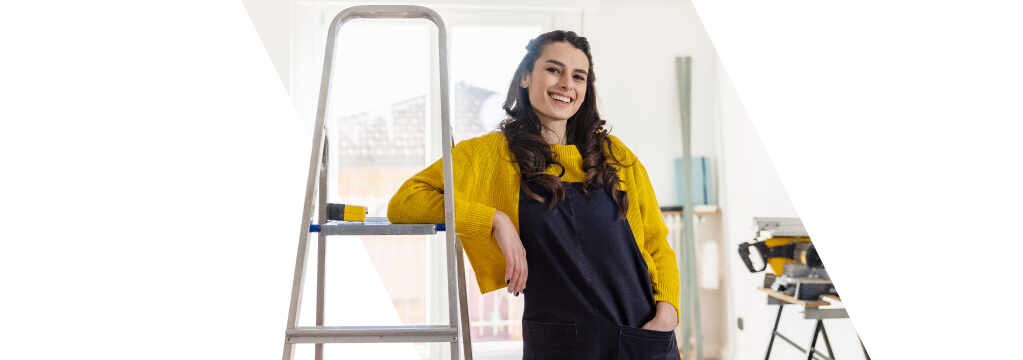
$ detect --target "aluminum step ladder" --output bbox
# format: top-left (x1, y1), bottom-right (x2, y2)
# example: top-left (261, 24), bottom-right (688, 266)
top-left (282, 5), bottom-right (473, 360)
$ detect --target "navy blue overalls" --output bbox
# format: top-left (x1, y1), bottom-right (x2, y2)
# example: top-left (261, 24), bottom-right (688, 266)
top-left (518, 182), bottom-right (681, 360)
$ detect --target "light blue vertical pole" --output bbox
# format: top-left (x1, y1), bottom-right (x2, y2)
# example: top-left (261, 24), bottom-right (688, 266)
top-left (676, 55), bottom-right (703, 360)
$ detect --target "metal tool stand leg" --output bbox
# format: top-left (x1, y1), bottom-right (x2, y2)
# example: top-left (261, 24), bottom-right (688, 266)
top-left (765, 306), bottom-right (836, 360)
top-left (805, 320), bottom-right (823, 360)
top-left (819, 321), bottom-right (834, 360)
top-left (764, 305), bottom-right (784, 360)
top-left (282, 5), bottom-right (471, 360)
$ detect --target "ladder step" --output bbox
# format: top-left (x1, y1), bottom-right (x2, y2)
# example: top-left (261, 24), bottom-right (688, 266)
top-left (310, 217), bottom-right (442, 236)
top-left (285, 325), bottom-right (459, 344)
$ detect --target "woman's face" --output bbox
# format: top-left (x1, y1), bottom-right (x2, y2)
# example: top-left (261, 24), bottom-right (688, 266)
top-left (520, 42), bottom-right (589, 124)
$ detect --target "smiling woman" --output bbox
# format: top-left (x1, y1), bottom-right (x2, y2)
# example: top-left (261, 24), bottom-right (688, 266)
top-left (389, 30), bottom-right (682, 359)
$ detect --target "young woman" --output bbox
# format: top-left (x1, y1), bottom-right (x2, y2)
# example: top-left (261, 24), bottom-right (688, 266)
top-left (388, 30), bottom-right (681, 359)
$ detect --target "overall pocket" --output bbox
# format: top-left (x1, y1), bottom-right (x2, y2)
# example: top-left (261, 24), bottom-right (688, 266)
top-left (521, 319), bottom-right (579, 360)
top-left (617, 325), bottom-right (680, 360)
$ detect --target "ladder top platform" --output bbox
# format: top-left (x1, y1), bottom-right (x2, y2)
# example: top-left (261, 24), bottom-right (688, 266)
top-left (310, 217), bottom-right (443, 236)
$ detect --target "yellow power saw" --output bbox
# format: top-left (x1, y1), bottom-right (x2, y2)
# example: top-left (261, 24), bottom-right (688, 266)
top-left (738, 217), bottom-right (835, 301)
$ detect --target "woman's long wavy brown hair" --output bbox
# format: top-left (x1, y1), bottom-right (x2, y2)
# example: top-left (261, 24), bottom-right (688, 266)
top-left (500, 30), bottom-right (630, 220)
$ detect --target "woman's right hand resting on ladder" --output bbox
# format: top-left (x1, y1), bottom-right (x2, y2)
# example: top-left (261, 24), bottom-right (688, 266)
top-left (493, 210), bottom-right (527, 296)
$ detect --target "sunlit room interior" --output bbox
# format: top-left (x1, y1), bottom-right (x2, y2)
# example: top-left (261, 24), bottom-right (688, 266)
top-left (243, 0), bottom-right (869, 359)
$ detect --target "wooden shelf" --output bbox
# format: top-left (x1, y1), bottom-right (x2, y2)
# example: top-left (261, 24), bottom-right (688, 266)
top-left (757, 287), bottom-right (831, 308)
top-left (821, 294), bottom-right (842, 303)
top-left (660, 205), bottom-right (721, 217)
top-left (662, 211), bottom-right (721, 216)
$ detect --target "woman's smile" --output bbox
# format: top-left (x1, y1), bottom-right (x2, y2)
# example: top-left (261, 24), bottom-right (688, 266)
top-left (548, 91), bottom-right (573, 106)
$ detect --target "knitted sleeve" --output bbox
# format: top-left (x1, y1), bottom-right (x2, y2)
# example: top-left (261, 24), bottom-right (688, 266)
top-left (386, 142), bottom-right (497, 243)
top-left (632, 157), bottom-right (681, 325)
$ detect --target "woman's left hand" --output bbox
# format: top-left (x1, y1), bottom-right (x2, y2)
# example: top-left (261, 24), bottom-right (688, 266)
top-left (641, 301), bottom-right (678, 332)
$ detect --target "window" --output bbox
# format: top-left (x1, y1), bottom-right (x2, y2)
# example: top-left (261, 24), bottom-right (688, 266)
top-left (450, 26), bottom-right (541, 141)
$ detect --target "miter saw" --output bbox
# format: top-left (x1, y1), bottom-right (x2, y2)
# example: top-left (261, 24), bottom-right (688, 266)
top-left (737, 217), bottom-right (838, 301)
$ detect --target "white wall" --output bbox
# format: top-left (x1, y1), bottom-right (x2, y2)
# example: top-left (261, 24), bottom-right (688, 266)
top-left (583, 0), bottom-right (720, 206)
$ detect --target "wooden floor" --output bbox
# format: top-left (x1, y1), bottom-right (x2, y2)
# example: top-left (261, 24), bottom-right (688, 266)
top-left (679, 346), bottom-right (719, 360)
top-left (680, 346), bottom-right (720, 360)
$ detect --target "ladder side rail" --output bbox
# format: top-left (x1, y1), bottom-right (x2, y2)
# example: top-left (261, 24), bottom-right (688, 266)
top-left (421, 8), bottom-right (476, 360)
top-left (452, 238), bottom-right (473, 359)
top-left (285, 0), bottom-right (350, 338)
top-left (283, 102), bottom-right (328, 360)
top-left (283, 6), bottom-right (346, 358)
top-left (314, 139), bottom-right (329, 360)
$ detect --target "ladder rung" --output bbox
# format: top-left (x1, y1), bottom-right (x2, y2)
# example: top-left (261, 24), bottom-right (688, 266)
top-left (285, 325), bottom-right (458, 344)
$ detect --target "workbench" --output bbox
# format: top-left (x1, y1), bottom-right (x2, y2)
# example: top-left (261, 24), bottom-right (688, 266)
top-left (758, 287), bottom-right (870, 360)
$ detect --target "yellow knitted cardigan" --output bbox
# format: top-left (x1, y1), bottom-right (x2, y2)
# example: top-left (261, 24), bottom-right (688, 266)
top-left (387, 131), bottom-right (680, 320)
